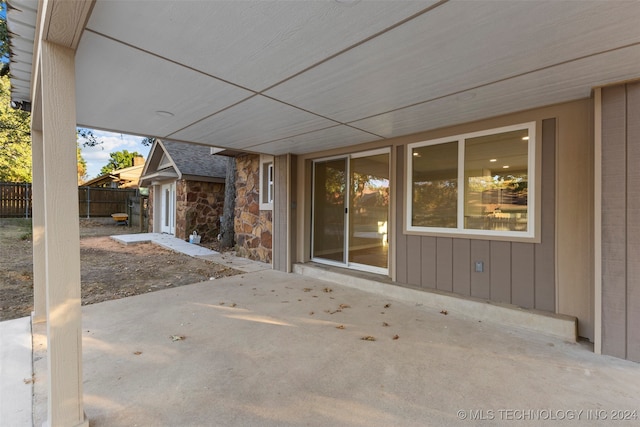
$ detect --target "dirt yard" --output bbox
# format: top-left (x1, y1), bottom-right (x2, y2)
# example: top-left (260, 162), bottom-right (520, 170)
top-left (0, 218), bottom-right (242, 321)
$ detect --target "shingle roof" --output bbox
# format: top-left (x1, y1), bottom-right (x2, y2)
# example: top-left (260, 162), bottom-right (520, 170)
top-left (160, 140), bottom-right (227, 179)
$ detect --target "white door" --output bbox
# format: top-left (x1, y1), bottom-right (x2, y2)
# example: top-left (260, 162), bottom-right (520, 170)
top-left (160, 182), bottom-right (176, 234)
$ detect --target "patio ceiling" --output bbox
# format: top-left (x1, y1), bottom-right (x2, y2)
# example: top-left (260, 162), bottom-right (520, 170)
top-left (9, 0), bottom-right (640, 155)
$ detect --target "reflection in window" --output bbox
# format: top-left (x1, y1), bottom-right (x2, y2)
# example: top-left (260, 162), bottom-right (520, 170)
top-left (407, 123), bottom-right (535, 238)
top-left (411, 141), bottom-right (458, 228)
top-left (464, 129), bottom-right (529, 232)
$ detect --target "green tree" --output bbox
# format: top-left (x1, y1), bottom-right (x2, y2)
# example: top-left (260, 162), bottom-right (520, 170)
top-left (1, 2), bottom-right (9, 77)
top-left (0, 74), bottom-right (31, 182)
top-left (100, 149), bottom-right (142, 175)
top-left (141, 137), bottom-right (156, 146)
top-left (77, 142), bottom-right (87, 184)
top-left (0, 5), bottom-right (88, 184)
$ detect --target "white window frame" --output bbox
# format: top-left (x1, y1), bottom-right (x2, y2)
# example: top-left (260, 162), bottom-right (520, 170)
top-left (259, 154), bottom-right (274, 210)
top-left (406, 122), bottom-right (537, 240)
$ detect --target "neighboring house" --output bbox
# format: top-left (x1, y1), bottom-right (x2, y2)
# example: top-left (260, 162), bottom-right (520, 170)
top-left (8, 2), bottom-right (640, 423)
top-left (139, 140), bottom-right (226, 243)
top-left (82, 156), bottom-right (145, 188)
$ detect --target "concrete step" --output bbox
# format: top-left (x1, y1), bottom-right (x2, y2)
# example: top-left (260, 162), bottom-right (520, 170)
top-left (294, 263), bottom-right (577, 342)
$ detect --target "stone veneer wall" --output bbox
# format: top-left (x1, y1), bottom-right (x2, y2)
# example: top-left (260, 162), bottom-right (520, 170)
top-left (175, 179), bottom-right (225, 242)
top-left (234, 154), bottom-right (272, 263)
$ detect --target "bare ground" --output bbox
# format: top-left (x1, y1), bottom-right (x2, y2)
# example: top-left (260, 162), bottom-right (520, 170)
top-left (0, 218), bottom-right (242, 321)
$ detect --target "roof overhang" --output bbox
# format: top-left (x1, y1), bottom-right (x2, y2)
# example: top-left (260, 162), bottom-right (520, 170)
top-left (8, 1), bottom-right (640, 156)
top-left (138, 169), bottom-right (179, 187)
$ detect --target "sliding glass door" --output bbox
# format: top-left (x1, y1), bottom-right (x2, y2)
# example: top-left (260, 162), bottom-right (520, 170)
top-left (312, 149), bottom-right (390, 274)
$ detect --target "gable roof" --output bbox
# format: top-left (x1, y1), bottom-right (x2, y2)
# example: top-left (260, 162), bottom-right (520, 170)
top-left (139, 139), bottom-right (227, 186)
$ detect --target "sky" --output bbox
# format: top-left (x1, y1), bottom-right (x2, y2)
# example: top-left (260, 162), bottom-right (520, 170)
top-left (78, 130), bottom-right (150, 180)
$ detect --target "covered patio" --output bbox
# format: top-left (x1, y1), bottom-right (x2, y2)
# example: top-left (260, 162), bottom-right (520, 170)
top-left (24, 268), bottom-right (640, 426)
top-left (5, 1), bottom-right (640, 425)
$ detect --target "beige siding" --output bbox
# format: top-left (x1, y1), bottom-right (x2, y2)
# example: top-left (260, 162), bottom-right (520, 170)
top-left (296, 99), bottom-right (593, 339)
top-left (274, 154), bottom-right (297, 272)
top-left (394, 118), bottom-right (559, 312)
top-left (627, 84), bottom-right (640, 362)
top-left (601, 82), bottom-right (640, 362)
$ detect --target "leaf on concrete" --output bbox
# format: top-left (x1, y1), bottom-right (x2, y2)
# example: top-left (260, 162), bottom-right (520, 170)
top-left (384, 303), bottom-right (391, 308)
top-left (309, 311), bottom-right (315, 315)
top-left (382, 322), bottom-right (390, 327)
top-left (133, 351), bottom-right (142, 355)
top-left (230, 303), bottom-right (237, 307)
top-left (336, 325), bottom-right (345, 329)
top-left (303, 288), bottom-right (312, 292)
top-left (361, 336), bottom-right (376, 341)
top-left (323, 287), bottom-right (333, 293)
top-left (170, 335), bottom-right (186, 341)
top-left (339, 304), bottom-right (351, 309)
top-left (440, 310), bottom-right (448, 315)
top-left (393, 335), bottom-right (400, 340)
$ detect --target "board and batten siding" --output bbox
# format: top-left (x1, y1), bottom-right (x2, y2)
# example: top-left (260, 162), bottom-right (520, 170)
top-left (273, 154), bottom-right (297, 272)
top-left (601, 82), bottom-right (640, 362)
top-left (395, 119), bottom-right (557, 312)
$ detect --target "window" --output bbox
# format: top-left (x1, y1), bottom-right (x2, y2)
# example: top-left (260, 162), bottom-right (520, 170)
top-left (259, 155), bottom-right (274, 210)
top-left (407, 122), bottom-right (536, 239)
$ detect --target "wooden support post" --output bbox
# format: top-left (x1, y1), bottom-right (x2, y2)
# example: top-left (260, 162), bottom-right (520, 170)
top-left (31, 129), bottom-right (46, 323)
top-left (40, 40), bottom-right (88, 427)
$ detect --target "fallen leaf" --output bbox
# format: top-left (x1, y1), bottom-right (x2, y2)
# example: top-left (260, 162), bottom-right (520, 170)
top-left (133, 351), bottom-right (142, 355)
top-left (393, 335), bottom-right (400, 340)
top-left (382, 322), bottom-right (390, 327)
top-left (339, 304), bottom-right (351, 309)
top-left (309, 311), bottom-right (314, 315)
top-left (23, 377), bottom-right (34, 384)
top-left (336, 325), bottom-right (345, 329)
top-left (323, 287), bottom-right (333, 293)
top-left (170, 335), bottom-right (186, 341)
top-left (230, 303), bottom-right (237, 307)
top-left (219, 302), bottom-right (225, 305)
top-left (440, 310), bottom-right (448, 315)
top-left (361, 336), bottom-right (377, 341)
top-left (303, 288), bottom-right (312, 292)
top-left (384, 303), bottom-right (391, 308)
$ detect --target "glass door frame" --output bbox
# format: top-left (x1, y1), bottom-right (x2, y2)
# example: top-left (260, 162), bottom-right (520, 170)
top-left (311, 148), bottom-right (390, 276)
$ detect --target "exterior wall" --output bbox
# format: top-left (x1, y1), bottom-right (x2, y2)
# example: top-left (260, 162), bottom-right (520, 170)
top-left (235, 154), bottom-right (273, 263)
top-left (600, 82), bottom-right (640, 362)
top-left (295, 99), bottom-right (594, 339)
top-left (273, 154), bottom-right (297, 272)
top-left (175, 179), bottom-right (225, 242)
top-left (394, 119), bottom-right (556, 310)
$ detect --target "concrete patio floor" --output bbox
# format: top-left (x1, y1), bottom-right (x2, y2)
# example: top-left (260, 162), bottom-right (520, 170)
top-left (29, 267), bottom-right (640, 426)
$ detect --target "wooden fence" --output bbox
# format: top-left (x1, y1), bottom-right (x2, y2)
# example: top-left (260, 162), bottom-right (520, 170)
top-left (0, 182), bottom-right (139, 218)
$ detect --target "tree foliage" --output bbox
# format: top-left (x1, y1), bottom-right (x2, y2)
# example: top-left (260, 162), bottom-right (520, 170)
top-left (99, 149), bottom-right (142, 175)
top-left (77, 128), bottom-right (102, 147)
top-left (77, 142), bottom-right (87, 184)
top-left (0, 74), bottom-right (31, 182)
top-left (1, 2), bottom-right (9, 77)
top-left (141, 137), bottom-right (156, 146)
